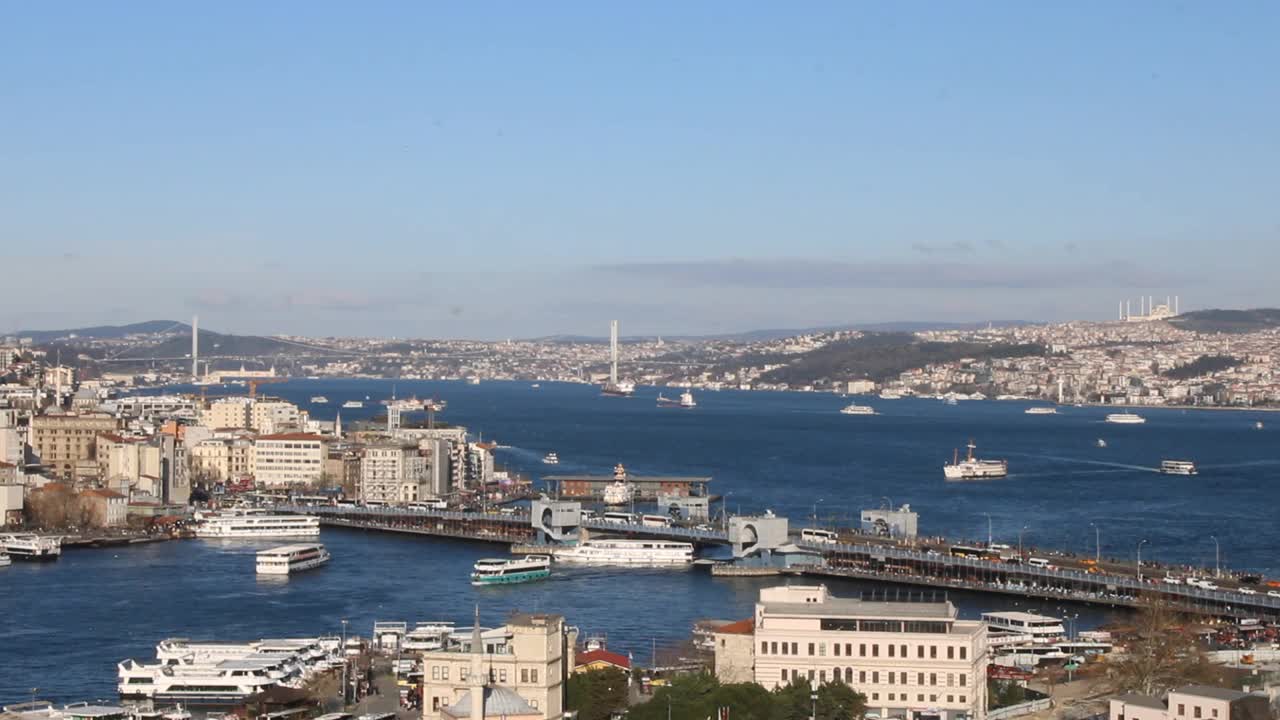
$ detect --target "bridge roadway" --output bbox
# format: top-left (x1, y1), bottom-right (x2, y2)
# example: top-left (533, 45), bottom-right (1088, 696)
top-left (270, 504), bottom-right (1280, 619)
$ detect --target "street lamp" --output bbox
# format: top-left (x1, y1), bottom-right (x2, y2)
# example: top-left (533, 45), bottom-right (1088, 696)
top-left (813, 498), bottom-right (824, 526)
top-left (1210, 535), bottom-right (1221, 579)
top-left (810, 689), bottom-right (818, 720)
top-left (1089, 522), bottom-right (1100, 564)
top-left (1018, 525), bottom-right (1028, 558)
top-left (983, 513), bottom-right (993, 547)
top-left (340, 618), bottom-right (350, 705)
top-left (1137, 539), bottom-right (1149, 581)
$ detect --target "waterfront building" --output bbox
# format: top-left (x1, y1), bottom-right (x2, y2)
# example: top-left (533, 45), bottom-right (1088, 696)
top-left (251, 433), bottom-right (328, 487)
top-left (711, 618), bottom-right (756, 684)
top-left (860, 504), bottom-right (919, 539)
top-left (359, 443), bottom-right (430, 504)
top-left (573, 648), bottom-right (631, 675)
top-left (30, 412), bottom-right (119, 479)
top-left (421, 613), bottom-right (576, 720)
top-left (190, 436), bottom-right (254, 483)
top-left (1109, 685), bottom-right (1269, 720)
top-left (717, 585), bottom-right (988, 720)
top-left (81, 488), bottom-right (128, 527)
top-left (0, 481), bottom-right (23, 525)
top-left (109, 395), bottom-right (199, 420)
top-left (542, 471), bottom-right (711, 501)
top-left (98, 433), bottom-right (191, 504)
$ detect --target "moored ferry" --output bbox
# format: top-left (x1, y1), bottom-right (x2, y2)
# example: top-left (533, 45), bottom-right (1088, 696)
top-left (1105, 412), bottom-right (1146, 424)
top-left (256, 544), bottom-right (331, 575)
top-left (1160, 460), bottom-right (1198, 476)
top-left (195, 510), bottom-right (320, 539)
top-left (943, 440), bottom-right (1008, 481)
top-left (553, 538), bottom-right (694, 565)
top-left (0, 533), bottom-right (62, 561)
top-left (470, 555), bottom-right (552, 586)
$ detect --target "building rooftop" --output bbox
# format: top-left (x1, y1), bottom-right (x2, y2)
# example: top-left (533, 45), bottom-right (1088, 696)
top-left (1173, 685), bottom-right (1250, 702)
top-left (764, 599), bottom-right (956, 620)
top-left (714, 618), bottom-right (755, 635)
top-left (576, 649), bottom-right (631, 670)
top-left (1113, 693), bottom-right (1167, 710)
top-left (257, 433), bottom-right (328, 441)
top-left (443, 686), bottom-right (537, 719)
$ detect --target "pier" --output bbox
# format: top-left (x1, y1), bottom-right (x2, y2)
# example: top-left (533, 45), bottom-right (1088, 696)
top-left (267, 503), bottom-right (1280, 620)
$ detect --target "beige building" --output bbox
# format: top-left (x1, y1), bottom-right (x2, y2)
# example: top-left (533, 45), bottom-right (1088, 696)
top-left (359, 443), bottom-right (429, 504)
top-left (421, 613), bottom-right (576, 720)
top-left (724, 585), bottom-right (987, 720)
top-left (249, 399), bottom-right (303, 434)
top-left (203, 398), bottom-right (253, 429)
top-left (251, 433), bottom-right (328, 487)
top-left (31, 412), bottom-right (119, 479)
top-left (712, 619), bottom-right (756, 684)
top-left (190, 436), bottom-right (254, 482)
top-left (82, 488), bottom-right (128, 527)
top-left (1109, 686), bottom-right (1270, 720)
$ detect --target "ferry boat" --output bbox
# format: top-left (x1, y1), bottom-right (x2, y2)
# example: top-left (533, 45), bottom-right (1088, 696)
top-left (0, 533), bottom-right (62, 561)
top-left (118, 641), bottom-right (329, 705)
top-left (1255, 421), bottom-right (1264, 430)
top-left (542, 452), bottom-right (559, 465)
top-left (1105, 412), bottom-right (1146, 424)
top-left (402, 622), bottom-right (454, 651)
top-left (981, 611), bottom-right (1066, 643)
top-left (256, 544), bottom-right (331, 575)
top-left (943, 441), bottom-right (1008, 481)
top-left (341, 400), bottom-right (363, 409)
top-left (470, 555), bottom-right (552, 586)
top-left (1160, 460), bottom-right (1198, 476)
top-left (602, 463), bottom-right (634, 505)
top-left (839, 403), bottom-right (875, 415)
top-left (195, 510), bottom-right (320, 539)
top-left (553, 539), bottom-right (693, 565)
top-left (879, 390), bottom-right (903, 400)
top-left (309, 396), bottom-right (329, 404)
top-left (1024, 406), bottom-right (1058, 415)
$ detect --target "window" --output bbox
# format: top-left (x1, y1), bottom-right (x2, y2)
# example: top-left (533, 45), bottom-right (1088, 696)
top-left (959, 674), bottom-right (966, 687)
top-left (859, 671), bottom-right (867, 683)
top-left (845, 643), bottom-right (852, 656)
top-left (819, 670), bottom-right (826, 682)
top-left (873, 672), bottom-right (879, 683)
top-left (782, 643), bottom-right (789, 656)
top-left (900, 644), bottom-right (906, 658)
top-left (845, 668), bottom-right (853, 683)
top-left (918, 673), bottom-right (924, 685)
top-left (872, 694), bottom-right (879, 701)
top-left (872, 644), bottom-right (879, 657)
top-left (1212, 711), bottom-right (1219, 719)
top-left (807, 670), bottom-right (814, 681)
top-left (947, 646), bottom-right (955, 660)
top-left (460, 668), bottom-right (469, 681)
top-left (900, 672), bottom-right (906, 685)
top-left (930, 645), bottom-right (937, 659)
top-left (887, 672), bottom-right (894, 685)
top-left (781, 669), bottom-right (788, 682)
top-left (834, 643), bottom-right (841, 657)
top-left (431, 666), bottom-right (440, 680)
top-left (808, 643), bottom-right (815, 656)
top-left (930, 673), bottom-right (937, 686)
top-left (531, 669), bottom-right (537, 683)
top-left (530, 700), bottom-right (537, 709)
top-left (762, 642), bottom-right (768, 655)
top-left (888, 644), bottom-right (895, 658)
top-left (947, 695), bottom-right (953, 703)
top-left (791, 642), bottom-right (798, 655)
top-left (819, 643), bottom-right (826, 657)
top-left (859, 643), bottom-right (866, 657)
top-left (442, 667), bottom-right (449, 680)
top-left (960, 646), bottom-right (967, 660)
top-left (918, 694), bottom-right (924, 702)
top-left (917, 645), bottom-right (924, 659)
top-left (771, 641), bottom-right (778, 654)
top-left (522, 669), bottom-right (529, 683)
top-left (432, 698), bottom-right (440, 711)
top-left (960, 696), bottom-right (966, 704)
top-left (1194, 708), bottom-right (1201, 719)
top-left (1177, 704), bottom-right (1185, 716)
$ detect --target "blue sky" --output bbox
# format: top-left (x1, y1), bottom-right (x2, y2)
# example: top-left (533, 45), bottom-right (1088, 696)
top-left (2, 2), bottom-right (1277, 338)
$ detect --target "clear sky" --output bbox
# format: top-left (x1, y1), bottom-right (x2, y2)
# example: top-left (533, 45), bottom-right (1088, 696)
top-left (3, 2), bottom-right (1277, 338)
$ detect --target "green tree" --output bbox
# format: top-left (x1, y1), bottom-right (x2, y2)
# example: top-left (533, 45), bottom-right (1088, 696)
top-left (771, 679), bottom-right (865, 720)
top-left (566, 668), bottom-right (630, 720)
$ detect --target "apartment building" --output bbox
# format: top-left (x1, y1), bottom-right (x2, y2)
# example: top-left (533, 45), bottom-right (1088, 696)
top-left (190, 436), bottom-right (254, 482)
top-left (203, 398), bottom-right (252, 429)
top-left (30, 412), bottom-right (120, 479)
top-left (421, 613), bottom-right (576, 720)
top-left (720, 585), bottom-right (987, 720)
top-left (359, 443), bottom-right (429, 504)
top-left (249, 399), bottom-right (303, 433)
top-left (1110, 685), bottom-right (1270, 720)
top-left (251, 433), bottom-right (327, 487)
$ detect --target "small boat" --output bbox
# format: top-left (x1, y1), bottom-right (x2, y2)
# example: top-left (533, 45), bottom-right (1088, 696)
top-left (0, 552), bottom-right (10, 567)
top-left (341, 400), bottom-right (364, 409)
top-left (602, 464), bottom-right (633, 505)
top-left (1096, 438), bottom-right (1108, 448)
top-left (542, 452), bottom-right (559, 465)
top-left (1105, 412), bottom-right (1146, 424)
top-left (471, 555), bottom-right (552, 586)
top-left (531, 383), bottom-right (541, 389)
top-left (467, 377), bottom-right (481, 385)
top-left (553, 539), bottom-right (694, 565)
top-left (656, 394), bottom-right (678, 407)
top-left (310, 396), bottom-right (329, 404)
top-left (1160, 460), bottom-right (1197, 476)
top-left (1024, 407), bottom-right (1058, 415)
top-left (840, 403), bottom-right (875, 415)
top-left (162, 706), bottom-right (192, 720)
top-left (1255, 421), bottom-right (1264, 430)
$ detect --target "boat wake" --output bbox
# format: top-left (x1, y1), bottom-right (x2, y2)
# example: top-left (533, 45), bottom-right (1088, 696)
top-left (1196, 460), bottom-right (1280, 471)
top-left (1002, 451), bottom-right (1161, 473)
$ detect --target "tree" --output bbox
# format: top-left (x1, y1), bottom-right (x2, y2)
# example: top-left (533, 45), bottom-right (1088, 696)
top-left (771, 679), bottom-right (865, 720)
top-left (301, 668), bottom-right (342, 711)
top-left (566, 668), bottom-right (630, 720)
top-left (628, 675), bottom-right (865, 720)
top-left (1107, 597), bottom-right (1229, 696)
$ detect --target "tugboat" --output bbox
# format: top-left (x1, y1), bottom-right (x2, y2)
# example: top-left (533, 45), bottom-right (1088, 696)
top-left (943, 441), bottom-right (1008, 481)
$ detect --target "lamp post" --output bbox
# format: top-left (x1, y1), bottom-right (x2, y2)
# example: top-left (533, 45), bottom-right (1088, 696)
top-left (810, 688), bottom-right (818, 720)
top-left (1089, 522), bottom-right (1100, 564)
top-left (1210, 535), bottom-right (1221, 578)
top-left (983, 513), bottom-right (993, 547)
top-left (813, 498), bottom-right (824, 526)
top-left (1137, 539), bottom-right (1148, 581)
top-left (340, 618), bottom-right (349, 705)
top-left (1018, 525), bottom-right (1028, 559)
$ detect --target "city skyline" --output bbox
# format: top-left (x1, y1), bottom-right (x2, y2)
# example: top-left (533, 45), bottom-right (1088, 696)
top-left (4, 2), bottom-right (1278, 337)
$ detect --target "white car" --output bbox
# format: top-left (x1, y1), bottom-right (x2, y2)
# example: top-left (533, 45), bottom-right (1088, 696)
top-left (1267, 590), bottom-right (1280, 598)
top-left (1238, 588), bottom-right (1257, 595)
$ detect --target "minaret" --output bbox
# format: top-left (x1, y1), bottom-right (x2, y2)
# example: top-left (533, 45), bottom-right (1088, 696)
top-left (334, 411), bottom-right (343, 440)
top-left (469, 605), bottom-right (486, 720)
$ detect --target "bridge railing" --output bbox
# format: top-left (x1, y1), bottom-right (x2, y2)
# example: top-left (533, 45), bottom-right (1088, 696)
top-left (581, 520), bottom-right (729, 542)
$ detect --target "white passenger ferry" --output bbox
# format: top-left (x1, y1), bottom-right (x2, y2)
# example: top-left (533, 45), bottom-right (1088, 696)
top-left (943, 441), bottom-right (1008, 481)
top-left (839, 403), bottom-right (875, 415)
top-left (195, 510), bottom-right (320, 538)
top-left (1024, 406), bottom-right (1058, 415)
top-left (553, 538), bottom-right (694, 565)
top-left (310, 396), bottom-right (329, 404)
top-left (981, 611), bottom-right (1066, 643)
top-left (470, 555), bottom-right (551, 586)
top-left (256, 544), bottom-right (331, 575)
top-left (1105, 412), bottom-right (1146, 424)
top-left (341, 400), bottom-right (364, 409)
top-left (119, 638), bottom-right (333, 704)
top-left (1160, 460), bottom-right (1198, 475)
top-left (0, 533), bottom-right (63, 561)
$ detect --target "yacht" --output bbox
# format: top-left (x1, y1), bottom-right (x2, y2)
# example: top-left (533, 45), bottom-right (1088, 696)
top-left (553, 539), bottom-right (694, 565)
top-left (1024, 407), bottom-right (1058, 415)
top-left (471, 555), bottom-right (552, 586)
top-left (118, 637), bottom-right (332, 704)
top-left (840, 403), bottom-right (875, 415)
top-left (943, 441), bottom-right (1008, 481)
top-left (0, 533), bottom-right (62, 561)
top-left (542, 452), bottom-right (559, 465)
top-left (1160, 460), bottom-right (1198, 476)
top-left (195, 510), bottom-right (320, 539)
top-left (531, 383), bottom-right (541, 389)
top-left (341, 400), bottom-right (364, 409)
top-left (310, 396), bottom-right (329, 404)
top-left (1105, 412), bottom-right (1146, 424)
top-left (256, 544), bottom-right (331, 575)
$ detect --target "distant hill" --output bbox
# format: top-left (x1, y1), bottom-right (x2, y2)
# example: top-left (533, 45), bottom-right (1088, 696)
top-left (10, 320), bottom-right (188, 342)
top-left (531, 320), bottom-right (1038, 344)
top-left (1168, 309), bottom-right (1280, 334)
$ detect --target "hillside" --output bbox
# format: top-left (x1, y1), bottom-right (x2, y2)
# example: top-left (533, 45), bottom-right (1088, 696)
top-left (1162, 354), bottom-right (1244, 380)
top-left (1168, 309), bottom-right (1280, 334)
top-left (758, 332), bottom-right (1045, 386)
top-left (11, 320), bottom-right (188, 342)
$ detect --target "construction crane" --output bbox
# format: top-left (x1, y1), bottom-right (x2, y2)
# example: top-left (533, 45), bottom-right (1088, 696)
top-left (248, 377), bottom-right (287, 399)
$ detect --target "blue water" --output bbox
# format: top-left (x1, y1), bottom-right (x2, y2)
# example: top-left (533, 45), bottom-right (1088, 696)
top-left (3, 380), bottom-right (1277, 703)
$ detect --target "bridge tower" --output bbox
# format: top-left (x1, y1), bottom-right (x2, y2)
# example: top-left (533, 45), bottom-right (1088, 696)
top-left (729, 514), bottom-right (789, 560)
top-left (531, 497), bottom-right (582, 544)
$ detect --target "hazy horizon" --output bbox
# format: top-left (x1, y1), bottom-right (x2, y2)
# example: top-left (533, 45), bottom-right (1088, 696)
top-left (4, 3), bottom-right (1277, 337)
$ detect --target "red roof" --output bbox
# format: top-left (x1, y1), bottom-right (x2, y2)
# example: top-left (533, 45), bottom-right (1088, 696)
top-left (83, 489), bottom-right (127, 499)
top-left (716, 618), bottom-right (755, 635)
top-left (576, 649), bottom-right (631, 670)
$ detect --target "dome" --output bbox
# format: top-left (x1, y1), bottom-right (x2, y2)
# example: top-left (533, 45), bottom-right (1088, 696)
top-left (445, 686), bottom-right (537, 719)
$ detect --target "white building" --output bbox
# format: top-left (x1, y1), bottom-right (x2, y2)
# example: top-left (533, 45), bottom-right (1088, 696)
top-left (720, 585), bottom-right (988, 720)
top-left (251, 433), bottom-right (328, 487)
top-left (203, 398), bottom-right (252, 429)
top-left (249, 399), bottom-right (304, 434)
top-left (360, 443), bottom-right (429, 504)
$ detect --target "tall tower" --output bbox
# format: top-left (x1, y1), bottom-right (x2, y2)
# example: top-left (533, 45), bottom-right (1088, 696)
top-left (192, 315), bottom-right (199, 381)
top-left (609, 320), bottom-right (619, 386)
top-left (469, 605), bottom-right (486, 720)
